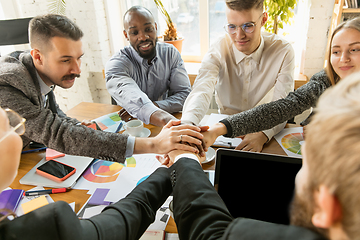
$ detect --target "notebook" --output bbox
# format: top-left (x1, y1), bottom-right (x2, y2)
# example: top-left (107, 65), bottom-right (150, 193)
top-left (0, 189), bottom-right (24, 214)
top-left (214, 149), bottom-right (302, 225)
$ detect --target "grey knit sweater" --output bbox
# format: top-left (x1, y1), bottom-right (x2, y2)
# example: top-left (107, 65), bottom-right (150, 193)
top-left (220, 70), bottom-right (331, 138)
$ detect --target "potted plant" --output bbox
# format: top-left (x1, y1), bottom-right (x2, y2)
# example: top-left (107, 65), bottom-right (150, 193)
top-left (154, 0), bottom-right (184, 53)
top-left (264, 0), bottom-right (297, 34)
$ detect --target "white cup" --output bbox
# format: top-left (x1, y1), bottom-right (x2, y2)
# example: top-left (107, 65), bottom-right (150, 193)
top-left (125, 120), bottom-right (144, 137)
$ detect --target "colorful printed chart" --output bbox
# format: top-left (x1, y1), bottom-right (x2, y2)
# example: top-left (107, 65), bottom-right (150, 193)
top-left (83, 157), bottom-right (136, 183)
top-left (281, 132), bottom-right (304, 155)
top-left (93, 112), bottom-right (123, 132)
top-left (274, 127), bottom-right (304, 159)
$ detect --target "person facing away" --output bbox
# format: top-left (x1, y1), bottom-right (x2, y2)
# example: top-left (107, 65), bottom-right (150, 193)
top-left (160, 71), bottom-right (360, 240)
top-left (200, 16), bottom-right (360, 150)
top-left (181, 0), bottom-right (295, 153)
top-left (105, 6), bottom-right (191, 127)
top-left (0, 14), bottom-right (205, 163)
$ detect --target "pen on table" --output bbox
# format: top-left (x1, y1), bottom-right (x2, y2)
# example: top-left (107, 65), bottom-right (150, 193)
top-left (24, 188), bottom-right (67, 196)
top-left (115, 121), bottom-right (123, 133)
top-left (21, 147), bottom-right (47, 154)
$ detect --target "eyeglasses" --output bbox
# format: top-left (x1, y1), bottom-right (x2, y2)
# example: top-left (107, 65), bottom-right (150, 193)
top-left (224, 13), bottom-right (264, 35)
top-left (0, 108), bottom-right (26, 143)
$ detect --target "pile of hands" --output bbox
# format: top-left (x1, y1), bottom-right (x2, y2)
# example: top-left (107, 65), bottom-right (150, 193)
top-left (154, 119), bottom-right (269, 167)
top-left (154, 120), bottom-right (220, 167)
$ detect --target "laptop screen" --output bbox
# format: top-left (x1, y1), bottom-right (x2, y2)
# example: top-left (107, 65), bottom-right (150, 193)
top-left (215, 149), bottom-right (302, 225)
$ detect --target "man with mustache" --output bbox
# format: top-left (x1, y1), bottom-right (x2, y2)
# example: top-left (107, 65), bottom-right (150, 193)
top-left (182, 0), bottom-right (295, 153)
top-left (105, 6), bottom-right (191, 127)
top-left (0, 14), bottom-right (205, 163)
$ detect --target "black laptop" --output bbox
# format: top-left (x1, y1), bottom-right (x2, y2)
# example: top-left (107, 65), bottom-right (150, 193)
top-left (214, 148), bottom-right (302, 225)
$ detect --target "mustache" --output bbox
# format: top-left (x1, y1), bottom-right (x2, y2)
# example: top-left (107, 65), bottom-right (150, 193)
top-left (137, 40), bottom-right (152, 46)
top-left (62, 74), bottom-right (80, 80)
top-left (137, 37), bottom-right (158, 47)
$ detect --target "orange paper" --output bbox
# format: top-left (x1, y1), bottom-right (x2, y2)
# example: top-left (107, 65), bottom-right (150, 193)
top-left (21, 195), bottom-right (49, 214)
top-left (46, 148), bottom-right (65, 160)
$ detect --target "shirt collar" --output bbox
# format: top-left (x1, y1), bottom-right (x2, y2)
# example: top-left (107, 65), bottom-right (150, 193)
top-left (36, 70), bottom-right (53, 96)
top-left (233, 34), bottom-right (264, 64)
top-left (131, 44), bottom-right (158, 66)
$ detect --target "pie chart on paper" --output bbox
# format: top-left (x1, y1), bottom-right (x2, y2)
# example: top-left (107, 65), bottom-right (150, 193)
top-left (281, 132), bottom-right (304, 156)
top-left (82, 157), bottom-right (137, 183)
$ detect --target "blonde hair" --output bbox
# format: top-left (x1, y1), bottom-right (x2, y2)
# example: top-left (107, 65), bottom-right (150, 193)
top-left (306, 72), bottom-right (360, 239)
top-left (325, 17), bottom-right (360, 85)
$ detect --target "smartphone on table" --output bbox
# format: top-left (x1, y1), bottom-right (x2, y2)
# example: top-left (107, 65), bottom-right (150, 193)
top-left (36, 160), bottom-right (76, 182)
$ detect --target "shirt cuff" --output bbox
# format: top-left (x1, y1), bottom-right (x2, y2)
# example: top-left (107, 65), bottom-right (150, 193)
top-left (125, 136), bottom-right (136, 158)
top-left (138, 102), bottom-right (159, 124)
top-left (220, 119), bottom-right (233, 138)
top-left (181, 115), bottom-right (201, 126)
top-left (262, 129), bottom-right (274, 142)
top-left (174, 153), bottom-right (200, 163)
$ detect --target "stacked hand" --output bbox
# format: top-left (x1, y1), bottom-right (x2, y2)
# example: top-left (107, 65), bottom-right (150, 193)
top-left (152, 120), bottom-right (208, 155)
top-left (157, 149), bottom-right (206, 167)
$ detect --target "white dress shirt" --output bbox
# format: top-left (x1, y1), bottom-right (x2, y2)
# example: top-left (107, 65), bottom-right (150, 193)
top-left (181, 32), bottom-right (295, 140)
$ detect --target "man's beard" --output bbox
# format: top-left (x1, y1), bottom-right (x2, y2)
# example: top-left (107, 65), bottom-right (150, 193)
top-left (136, 37), bottom-right (157, 60)
top-left (290, 192), bottom-right (329, 238)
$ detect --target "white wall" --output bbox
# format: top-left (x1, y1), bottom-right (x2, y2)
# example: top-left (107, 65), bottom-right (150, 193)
top-left (303, 0), bottom-right (335, 78)
top-left (0, 0), bottom-right (116, 112)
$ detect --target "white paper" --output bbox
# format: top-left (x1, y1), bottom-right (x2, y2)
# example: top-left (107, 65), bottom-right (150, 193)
top-left (104, 154), bottom-right (162, 202)
top-left (148, 196), bottom-right (173, 230)
top-left (166, 233), bottom-right (179, 240)
top-left (69, 202), bottom-right (75, 212)
top-left (83, 205), bottom-right (107, 219)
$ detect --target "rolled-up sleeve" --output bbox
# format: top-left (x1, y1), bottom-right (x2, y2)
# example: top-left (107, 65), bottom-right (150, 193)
top-left (181, 49), bottom-right (221, 125)
top-left (105, 52), bottom-right (159, 124)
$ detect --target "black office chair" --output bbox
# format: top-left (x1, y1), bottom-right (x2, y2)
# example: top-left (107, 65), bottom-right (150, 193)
top-left (0, 17), bottom-right (42, 148)
top-left (0, 17), bottom-right (32, 56)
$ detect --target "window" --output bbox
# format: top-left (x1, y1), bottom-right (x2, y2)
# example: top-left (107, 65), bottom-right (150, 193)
top-left (120, 0), bottom-right (307, 67)
top-left (122, 0), bottom-right (227, 62)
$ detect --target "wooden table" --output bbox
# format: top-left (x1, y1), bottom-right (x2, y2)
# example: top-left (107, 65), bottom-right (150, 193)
top-left (11, 101), bottom-right (289, 232)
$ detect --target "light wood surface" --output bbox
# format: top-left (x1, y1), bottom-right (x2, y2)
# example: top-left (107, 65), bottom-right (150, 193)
top-left (11, 101), bottom-right (290, 233)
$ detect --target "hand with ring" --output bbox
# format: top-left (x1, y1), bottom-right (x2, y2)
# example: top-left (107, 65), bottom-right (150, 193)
top-left (150, 120), bottom-right (205, 155)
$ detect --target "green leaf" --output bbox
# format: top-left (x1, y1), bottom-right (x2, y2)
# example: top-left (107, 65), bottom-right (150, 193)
top-left (264, 0), bottom-right (297, 34)
top-left (48, 0), bottom-right (66, 15)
